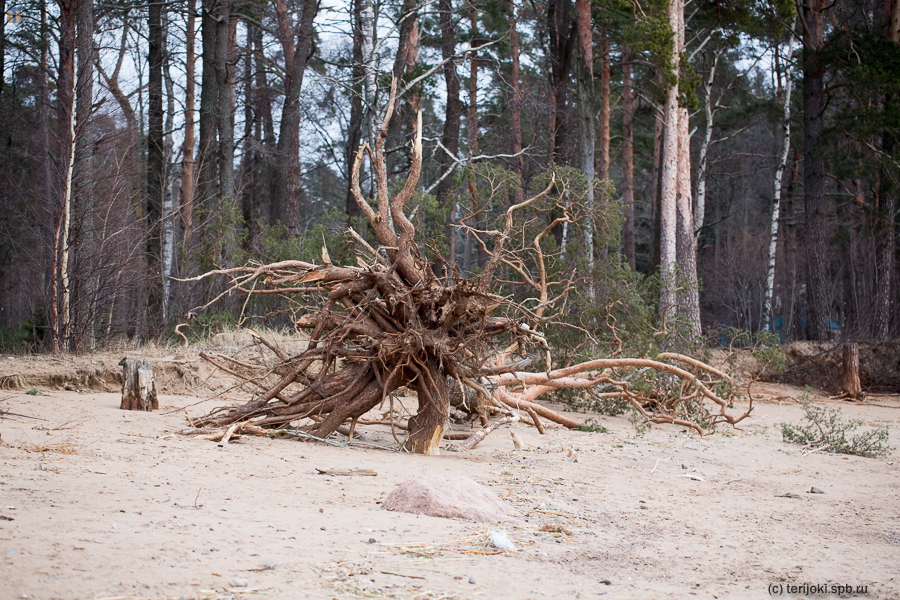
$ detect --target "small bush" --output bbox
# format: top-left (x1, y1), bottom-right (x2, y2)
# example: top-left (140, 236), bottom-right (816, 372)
top-left (576, 418), bottom-right (608, 433)
top-left (779, 402), bottom-right (893, 458)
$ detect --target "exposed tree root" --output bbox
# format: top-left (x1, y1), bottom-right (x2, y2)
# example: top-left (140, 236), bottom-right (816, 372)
top-left (178, 79), bottom-right (749, 453)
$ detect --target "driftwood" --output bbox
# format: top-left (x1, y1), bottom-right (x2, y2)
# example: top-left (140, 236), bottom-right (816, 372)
top-left (119, 358), bottom-right (158, 411)
top-left (178, 79), bottom-right (750, 453)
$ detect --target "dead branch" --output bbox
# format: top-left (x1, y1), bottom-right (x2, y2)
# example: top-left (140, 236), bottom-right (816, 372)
top-left (459, 416), bottom-right (518, 450)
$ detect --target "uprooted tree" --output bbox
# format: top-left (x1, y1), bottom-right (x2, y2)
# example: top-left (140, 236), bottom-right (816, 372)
top-left (179, 81), bottom-right (751, 454)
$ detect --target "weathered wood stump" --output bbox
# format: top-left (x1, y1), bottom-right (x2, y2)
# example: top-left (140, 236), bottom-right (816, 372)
top-left (119, 358), bottom-right (158, 411)
top-left (840, 342), bottom-right (864, 401)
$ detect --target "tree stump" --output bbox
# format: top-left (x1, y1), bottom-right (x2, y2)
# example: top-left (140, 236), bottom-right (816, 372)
top-left (840, 342), bottom-right (864, 401)
top-left (119, 358), bottom-right (158, 411)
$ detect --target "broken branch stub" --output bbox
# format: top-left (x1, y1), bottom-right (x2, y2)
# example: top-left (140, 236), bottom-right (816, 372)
top-left (119, 358), bottom-right (158, 411)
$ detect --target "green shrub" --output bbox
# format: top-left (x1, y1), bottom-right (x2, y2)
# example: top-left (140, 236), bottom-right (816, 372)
top-left (576, 418), bottom-right (608, 433)
top-left (779, 402), bottom-right (893, 458)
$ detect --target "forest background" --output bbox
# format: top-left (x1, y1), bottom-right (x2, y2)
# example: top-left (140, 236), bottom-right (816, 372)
top-left (0, 0), bottom-right (897, 354)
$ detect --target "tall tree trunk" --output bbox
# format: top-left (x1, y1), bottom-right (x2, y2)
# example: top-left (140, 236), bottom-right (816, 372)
top-left (671, 2), bottom-right (700, 337)
top-left (387, 0), bottom-right (419, 176)
top-left (345, 0), bottom-right (365, 221)
top-left (180, 0), bottom-right (197, 246)
top-left (508, 0), bottom-right (524, 200)
top-left (239, 21), bottom-right (257, 249)
top-left (435, 0), bottom-right (462, 210)
top-left (873, 1), bottom-right (899, 339)
top-left (0, 0), bottom-right (5, 104)
top-left (198, 0), bottom-right (222, 207)
top-left (39, 0), bottom-right (53, 345)
top-left (650, 102), bottom-right (664, 270)
top-left (763, 35), bottom-right (795, 333)
top-left (274, 0), bottom-right (319, 236)
top-left (799, 0), bottom-right (830, 340)
top-left (360, 0), bottom-right (377, 149)
top-left (54, 0), bottom-right (77, 351)
top-left (574, 0), bottom-right (594, 276)
top-left (676, 104), bottom-right (701, 336)
top-left (162, 12), bottom-right (176, 323)
top-left (658, 0), bottom-right (681, 323)
top-left (621, 46), bottom-right (636, 271)
top-left (466, 5), bottom-right (482, 272)
top-left (216, 15), bottom-right (236, 205)
top-left (547, 0), bottom-right (573, 165)
top-left (148, 0), bottom-right (165, 329)
top-left (694, 51), bottom-right (720, 239)
top-left (71, 0), bottom-right (93, 348)
top-left (597, 21), bottom-right (610, 181)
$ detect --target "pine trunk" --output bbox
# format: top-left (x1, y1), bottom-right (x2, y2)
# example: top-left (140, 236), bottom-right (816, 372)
top-left (622, 47), bottom-right (635, 271)
top-left (54, 0), bottom-right (77, 352)
top-left (801, 0), bottom-right (831, 340)
top-left (598, 22), bottom-right (610, 181)
top-left (508, 0), bottom-right (524, 199)
top-left (198, 0), bottom-right (221, 206)
top-left (345, 0), bottom-right (365, 221)
top-left (180, 0), bottom-right (197, 245)
top-left (658, 0), bottom-right (680, 322)
top-left (873, 4), bottom-right (899, 339)
top-left (274, 0), bottom-right (318, 236)
top-left (675, 105), bottom-right (701, 337)
top-left (436, 0), bottom-right (462, 210)
top-left (148, 0), bottom-right (165, 328)
top-left (405, 355), bottom-right (450, 455)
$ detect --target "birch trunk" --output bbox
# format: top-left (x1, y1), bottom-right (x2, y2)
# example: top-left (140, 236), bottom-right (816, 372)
top-left (361, 0), bottom-right (377, 149)
top-left (694, 51), bottom-right (719, 237)
top-left (763, 35), bottom-right (795, 333)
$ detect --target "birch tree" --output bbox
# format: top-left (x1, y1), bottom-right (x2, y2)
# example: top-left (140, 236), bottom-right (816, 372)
top-left (763, 29), bottom-right (796, 333)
